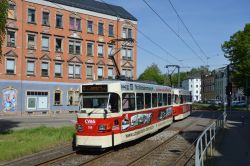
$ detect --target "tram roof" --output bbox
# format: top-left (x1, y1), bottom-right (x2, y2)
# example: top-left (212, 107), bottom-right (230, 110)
top-left (81, 80), bottom-right (172, 92)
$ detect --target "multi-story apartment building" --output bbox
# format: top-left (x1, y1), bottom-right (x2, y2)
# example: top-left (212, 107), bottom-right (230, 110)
top-left (201, 71), bottom-right (216, 102)
top-left (214, 67), bottom-right (227, 102)
top-left (0, 0), bottom-right (137, 113)
top-left (181, 76), bottom-right (201, 102)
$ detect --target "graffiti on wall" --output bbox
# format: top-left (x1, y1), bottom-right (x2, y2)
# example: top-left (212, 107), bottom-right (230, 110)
top-left (2, 88), bottom-right (17, 112)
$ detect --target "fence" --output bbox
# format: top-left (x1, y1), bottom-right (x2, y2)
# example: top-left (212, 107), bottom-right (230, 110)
top-left (195, 111), bottom-right (227, 166)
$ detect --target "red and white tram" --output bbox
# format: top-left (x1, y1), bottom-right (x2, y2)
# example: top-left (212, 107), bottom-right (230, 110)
top-left (172, 88), bottom-right (192, 121)
top-left (75, 80), bottom-right (174, 148)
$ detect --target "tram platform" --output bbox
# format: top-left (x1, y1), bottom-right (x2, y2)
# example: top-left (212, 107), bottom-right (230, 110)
top-left (214, 110), bottom-right (250, 165)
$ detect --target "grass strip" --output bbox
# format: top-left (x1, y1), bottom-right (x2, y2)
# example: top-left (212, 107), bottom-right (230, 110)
top-left (0, 125), bottom-right (75, 161)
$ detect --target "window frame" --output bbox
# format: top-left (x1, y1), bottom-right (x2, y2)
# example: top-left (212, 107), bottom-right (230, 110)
top-left (55, 37), bottom-right (63, 52)
top-left (68, 63), bottom-right (81, 79)
top-left (41, 61), bottom-right (49, 77)
top-left (6, 30), bottom-right (16, 47)
top-left (26, 60), bottom-right (35, 76)
top-left (68, 39), bottom-right (81, 55)
top-left (27, 8), bottom-right (36, 24)
top-left (27, 33), bottom-right (36, 49)
top-left (86, 66), bottom-right (93, 80)
top-left (8, 2), bottom-right (16, 20)
top-left (98, 22), bottom-right (104, 35)
top-left (55, 14), bottom-right (63, 28)
top-left (54, 62), bottom-right (62, 77)
top-left (42, 11), bottom-right (50, 26)
top-left (5, 58), bottom-right (16, 75)
top-left (108, 24), bottom-right (114, 37)
top-left (41, 35), bottom-right (50, 51)
top-left (87, 42), bottom-right (94, 56)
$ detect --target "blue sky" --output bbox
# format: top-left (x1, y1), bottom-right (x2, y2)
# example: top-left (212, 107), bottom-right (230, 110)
top-left (104, 0), bottom-right (250, 76)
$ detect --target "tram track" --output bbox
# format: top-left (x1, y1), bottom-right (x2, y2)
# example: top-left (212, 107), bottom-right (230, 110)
top-left (2, 110), bottom-right (218, 166)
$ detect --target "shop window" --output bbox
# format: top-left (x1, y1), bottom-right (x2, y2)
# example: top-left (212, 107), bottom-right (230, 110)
top-left (68, 90), bottom-right (80, 106)
top-left (54, 90), bottom-right (62, 105)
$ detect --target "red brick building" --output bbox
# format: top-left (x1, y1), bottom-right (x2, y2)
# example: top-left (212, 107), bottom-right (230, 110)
top-left (0, 0), bottom-right (137, 113)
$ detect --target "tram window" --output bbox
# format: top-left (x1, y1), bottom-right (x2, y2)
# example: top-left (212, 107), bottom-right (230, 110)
top-left (158, 93), bottom-right (163, 107)
top-left (109, 93), bottom-right (120, 113)
top-left (145, 93), bottom-right (151, 108)
top-left (168, 93), bottom-right (171, 105)
top-left (174, 95), bottom-right (179, 104)
top-left (163, 93), bottom-right (168, 106)
top-left (180, 95), bottom-right (184, 104)
top-left (122, 93), bottom-right (135, 111)
top-left (152, 93), bottom-right (157, 107)
top-left (136, 93), bottom-right (144, 110)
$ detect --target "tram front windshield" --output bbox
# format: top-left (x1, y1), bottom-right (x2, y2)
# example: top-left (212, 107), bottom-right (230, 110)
top-left (81, 93), bottom-right (120, 113)
top-left (82, 93), bottom-right (109, 108)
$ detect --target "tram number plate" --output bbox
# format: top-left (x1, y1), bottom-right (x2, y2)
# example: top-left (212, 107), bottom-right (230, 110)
top-left (88, 126), bottom-right (93, 130)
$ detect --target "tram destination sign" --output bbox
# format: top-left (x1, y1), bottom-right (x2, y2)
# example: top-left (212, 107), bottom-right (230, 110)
top-left (82, 85), bottom-right (108, 92)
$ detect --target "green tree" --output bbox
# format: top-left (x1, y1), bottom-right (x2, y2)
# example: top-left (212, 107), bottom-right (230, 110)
top-left (0, 0), bottom-right (9, 62)
top-left (138, 63), bottom-right (165, 85)
top-left (222, 23), bottom-right (250, 92)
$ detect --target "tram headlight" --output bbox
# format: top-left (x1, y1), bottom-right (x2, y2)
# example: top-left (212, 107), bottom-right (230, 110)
top-left (98, 125), bottom-right (107, 132)
top-left (76, 124), bottom-right (83, 132)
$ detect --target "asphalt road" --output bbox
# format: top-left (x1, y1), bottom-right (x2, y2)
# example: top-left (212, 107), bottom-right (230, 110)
top-left (0, 113), bottom-right (77, 132)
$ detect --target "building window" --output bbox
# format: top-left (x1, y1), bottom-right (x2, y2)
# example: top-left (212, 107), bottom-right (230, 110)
top-left (122, 48), bottom-right (133, 60)
top-left (122, 69), bottom-right (132, 79)
top-left (109, 24), bottom-right (114, 37)
top-left (55, 38), bottom-right (63, 52)
top-left (69, 40), bottom-right (81, 54)
top-left (27, 60), bottom-right (35, 75)
top-left (42, 12), bottom-right (49, 26)
top-left (68, 90), bottom-right (80, 106)
top-left (41, 61), bottom-right (49, 77)
top-left (68, 64), bottom-right (81, 79)
top-left (54, 90), bottom-right (62, 105)
top-left (27, 91), bottom-right (49, 110)
top-left (87, 42), bottom-right (93, 56)
top-left (42, 36), bottom-right (49, 51)
top-left (86, 66), bottom-right (93, 79)
top-left (98, 67), bottom-right (103, 79)
top-left (69, 17), bottom-right (81, 31)
top-left (122, 27), bottom-right (132, 38)
top-left (108, 45), bottom-right (114, 57)
top-left (27, 34), bottom-right (36, 49)
top-left (55, 63), bottom-right (62, 77)
top-left (56, 14), bottom-right (63, 28)
top-left (98, 22), bottom-right (104, 35)
top-left (7, 30), bottom-right (15, 47)
top-left (98, 44), bottom-right (104, 57)
top-left (108, 68), bottom-right (113, 79)
top-left (8, 3), bottom-right (16, 19)
top-left (28, 8), bottom-right (36, 23)
top-left (6, 58), bottom-right (15, 74)
top-left (87, 20), bottom-right (93, 33)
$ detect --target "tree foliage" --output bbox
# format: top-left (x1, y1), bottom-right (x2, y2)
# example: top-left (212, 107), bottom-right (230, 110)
top-left (0, 0), bottom-right (9, 58)
top-left (137, 63), bottom-right (165, 85)
top-left (222, 23), bottom-right (250, 89)
top-left (138, 63), bottom-right (208, 87)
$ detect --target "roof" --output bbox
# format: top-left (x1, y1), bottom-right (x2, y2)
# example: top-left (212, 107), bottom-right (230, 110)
top-left (44, 0), bottom-right (137, 21)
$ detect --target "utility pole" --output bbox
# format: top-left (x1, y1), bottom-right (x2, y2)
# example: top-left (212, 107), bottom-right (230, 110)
top-left (165, 65), bottom-right (180, 88)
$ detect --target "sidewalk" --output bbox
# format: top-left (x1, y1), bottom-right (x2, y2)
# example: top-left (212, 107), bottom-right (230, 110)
top-left (214, 110), bottom-right (250, 165)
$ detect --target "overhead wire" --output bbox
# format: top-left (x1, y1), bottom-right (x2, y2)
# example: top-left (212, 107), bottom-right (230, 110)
top-left (99, 0), bottom-right (181, 65)
top-left (168, 0), bottom-right (209, 59)
top-left (142, 0), bottom-right (206, 64)
top-left (50, 0), bottom-right (174, 65)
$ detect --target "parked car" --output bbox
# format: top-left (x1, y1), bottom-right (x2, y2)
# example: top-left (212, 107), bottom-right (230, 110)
top-left (232, 101), bottom-right (247, 107)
